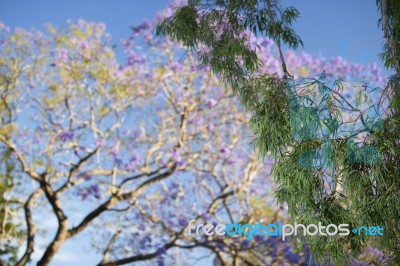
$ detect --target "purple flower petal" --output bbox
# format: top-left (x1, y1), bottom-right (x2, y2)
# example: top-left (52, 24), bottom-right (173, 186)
top-left (206, 98), bottom-right (217, 108)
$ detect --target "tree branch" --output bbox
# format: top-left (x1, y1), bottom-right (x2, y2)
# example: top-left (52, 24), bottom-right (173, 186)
top-left (67, 166), bottom-right (176, 239)
top-left (0, 135), bottom-right (42, 182)
top-left (37, 181), bottom-right (68, 266)
top-left (16, 189), bottom-right (41, 266)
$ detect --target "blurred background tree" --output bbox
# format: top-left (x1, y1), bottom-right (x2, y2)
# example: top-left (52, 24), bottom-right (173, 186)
top-left (0, 19), bottom-right (299, 265)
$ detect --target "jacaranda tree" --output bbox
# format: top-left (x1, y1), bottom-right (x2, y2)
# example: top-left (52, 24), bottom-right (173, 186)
top-left (0, 19), bottom-right (305, 266)
top-left (156, 0), bottom-right (399, 264)
top-left (0, 3), bottom-right (391, 265)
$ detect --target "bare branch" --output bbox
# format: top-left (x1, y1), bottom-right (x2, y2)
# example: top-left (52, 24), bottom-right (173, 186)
top-left (0, 135), bottom-right (43, 182)
top-left (16, 189), bottom-right (41, 266)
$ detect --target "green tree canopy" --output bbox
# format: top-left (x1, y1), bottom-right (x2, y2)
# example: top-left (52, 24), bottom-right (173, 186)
top-left (156, 0), bottom-right (400, 264)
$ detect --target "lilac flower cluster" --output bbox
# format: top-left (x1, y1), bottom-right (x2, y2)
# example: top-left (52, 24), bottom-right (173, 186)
top-left (58, 130), bottom-right (74, 142)
top-left (77, 184), bottom-right (101, 200)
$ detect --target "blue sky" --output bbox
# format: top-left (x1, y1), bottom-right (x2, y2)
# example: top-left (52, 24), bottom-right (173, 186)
top-left (0, 0), bottom-right (388, 72)
top-left (0, 0), bottom-right (389, 265)
top-left (285, 0), bottom-right (387, 74)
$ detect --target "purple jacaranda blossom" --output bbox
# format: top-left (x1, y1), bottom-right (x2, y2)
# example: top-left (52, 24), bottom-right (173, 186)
top-left (202, 213), bottom-right (212, 221)
top-left (166, 219), bottom-right (175, 227)
top-left (143, 32), bottom-right (152, 42)
top-left (197, 45), bottom-right (209, 57)
top-left (169, 182), bottom-right (179, 193)
top-left (110, 145), bottom-right (119, 157)
top-left (79, 145), bottom-right (91, 153)
top-left (122, 38), bottom-right (133, 50)
top-left (249, 187), bottom-right (258, 194)
top-left (265, 236), bottom-right (277, 247)
top-left (206, 98), bottom-right (218, 108)
top-left (123, 128), bottom-right (132, 135)
top-left (190, 64), bottom-right (205, 72)
top-left (269, 245), bottom-right (278, 260)
top-left (174, 94), bottom-right (184, 105)
top-left (88, 184), bottom-right (101, 199)
top-left (220, 147), bottom-right (229, 154)
top-left (159, 157), bottom-right (169, 167)
top-left (16, 145), bottom-right (28, 154)
top-left (302, 245), bottom-right (317, 266)
top-left (216, 242), bottom-right (225, 251)
top-left (170, 60), bottom-right (182, 72)
top-left (104, 33), bottom-right (112, 42)
top-left (0, 40), bottom-right (8, 47)
top-left (21, 130), bottom-right (29, 137)
top-left (124, 161), bottom-right (137, 172)
top-left (364, 246), bottom-right (385, 261)
top-left (113, 69), bottom-right (124, 80)
top-left (77, 173), bottom-right (92, 181)
top-left (98, 22), bottom-right (106, 32)
top-left (137, 224), bottom-right (147, 231)
top-left (260, 38), bottom-right (273, 47)
top-left (139, 234), bottom-right (153, 249)
top-left (253, 235), bottom-right (264, 243)
top-left (156, 256), bottom-right (166, 266)
top-left (170, 150), bottom-right (185, 167)
top-left (80, 40), bottom-right (90, 51)
top-left (114, 157), bottom-right (123, 167)
top-left (227, 156), bottom-right (237, 165)
top-left (240, 240), bottom-right (250, 249)
top-left (130, 153), bottom-right (140, 163)
top-left (157, 247), bottom-right (167, 255)
top-left (84, 175), bottom-right (92, 181)
top-left (195, 117), bottom-right (205, 126)
top-left (94, 138), bottom-right (105, 148)
top-left (77, 189), bottom-right (89, 200)
top-left (169, 0), bottom-right (188, 8)
top-left (178, 216), bottom-right (187, 227)
top-left (132, 20), bottom-right (151, 34)
top-left (77, 19), bottom-right (85, 28)
top-left (54, 48), bottom-right (68, 65)
top-left (59, 130), bottom-right (74, 142)
top-left (228, 242), bottom-right (236, 249)
top-left (207, 122), bottom-right (215, 132)
top-left (77, 184), bottom-right (101, 200)
top-left (187, 117), bottom-right (197, 124)
top-left (142, 20), bottom-right (151, 30)
top-left (169, 182), bottom-right (184, 199)
top-left (156, 7), bottom-right (173, 22)
top-left (33, 135), bottom-right (41, 143)
top-left (282, 246), bottom-right (301, 264)
top-left (127, 51), bottom-right (146, 65)
top-left (131, 126), bottom-right (146, 141)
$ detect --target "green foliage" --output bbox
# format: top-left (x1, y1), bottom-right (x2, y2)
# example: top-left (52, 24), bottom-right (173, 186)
top-left (0, 148), bottom-right (23, 266)
top-left (155, 0), bottom-right (301, 96)
top-left (248, 75), bottom-right (292, 158)
top-left (377, 0), bottom-right (400, 72)
top-left (157, 0), bottom-right (400, 264)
